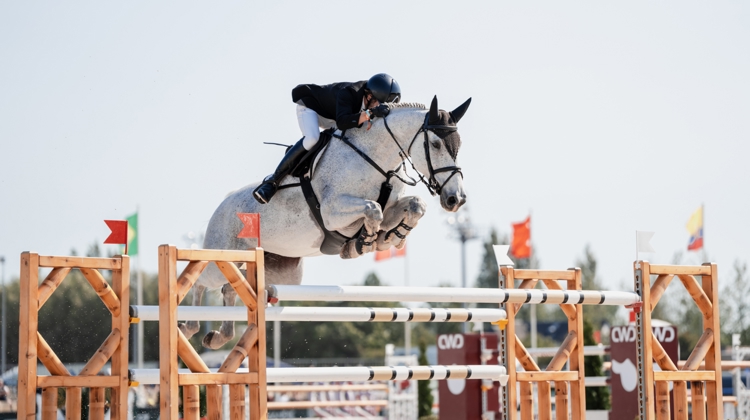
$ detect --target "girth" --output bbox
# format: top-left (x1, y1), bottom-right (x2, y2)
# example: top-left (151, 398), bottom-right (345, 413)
top-left (294, 129), bottom-right (395, 256)
top-left (299, 174), bottom-right (352, 255)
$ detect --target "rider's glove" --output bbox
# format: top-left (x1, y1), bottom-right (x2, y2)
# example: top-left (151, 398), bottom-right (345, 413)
top-left (369, 104), bottom-right (391, 118)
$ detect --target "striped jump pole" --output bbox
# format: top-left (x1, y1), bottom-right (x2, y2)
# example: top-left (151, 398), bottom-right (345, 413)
top-left (269, 284), bottom-right (641, 306)
top-left (130, 365), bottom-right (508, 385)
top-left (130, 305), bottom-right (507, 323)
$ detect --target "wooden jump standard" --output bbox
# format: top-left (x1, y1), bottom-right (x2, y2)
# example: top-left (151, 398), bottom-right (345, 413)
top-left (499, 266), bottom-right (587, 420)
top-left (18, 253), bottom-right (130, 420)
top-left (634, 261), bottom-right (723, 420)
top-left (157, 244), bottom-right (266, 420)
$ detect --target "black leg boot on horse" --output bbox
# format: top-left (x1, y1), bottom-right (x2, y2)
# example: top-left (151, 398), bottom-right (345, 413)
top-left (253, 139), bottom-right (307, 204)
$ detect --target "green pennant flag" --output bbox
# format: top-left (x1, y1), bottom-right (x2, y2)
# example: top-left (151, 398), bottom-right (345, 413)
top-left (125, 212), bottom-right (138, 256)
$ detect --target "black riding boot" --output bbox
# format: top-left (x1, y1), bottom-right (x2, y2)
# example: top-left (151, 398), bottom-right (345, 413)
top-left (253, 139), bottom-right (307, 204)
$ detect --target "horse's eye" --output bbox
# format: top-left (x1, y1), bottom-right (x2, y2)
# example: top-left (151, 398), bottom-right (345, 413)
top-left (431, 139), bottom-right (441, 150)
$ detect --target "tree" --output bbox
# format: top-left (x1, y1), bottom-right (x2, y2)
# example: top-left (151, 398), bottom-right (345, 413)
top-left (268, 272), bottom-right (408, 363)
top-left (583, 318), bottom-right (610, 410)
top-left (417, 339), bottom-right (434, 418)
top-left (576, 245), bottom-right (618, 338)
top-left (722, 260), bottom-right (750, 344)
top-left (475, 229), bottom-right (504, 292)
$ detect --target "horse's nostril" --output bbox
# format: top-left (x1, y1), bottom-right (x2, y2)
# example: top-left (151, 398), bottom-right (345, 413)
top-left (447, 196), bottom-right (457, 207)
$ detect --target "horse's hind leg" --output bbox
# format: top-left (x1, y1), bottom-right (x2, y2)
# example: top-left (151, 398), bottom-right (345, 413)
top-left (202, 283), bottom-right (238, 349)
top-left (179, 284), bottom-right (206, 339)
top-left (376, 195), bottom-right (427, 251)
top-left (340, 200), bottom-right (383, 259)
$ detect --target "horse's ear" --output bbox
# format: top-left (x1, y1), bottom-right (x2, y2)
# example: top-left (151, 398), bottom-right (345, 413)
top-left (450, 98), bottom-right (472, 124)
top-left (429, 95), bottom-right (440, 124)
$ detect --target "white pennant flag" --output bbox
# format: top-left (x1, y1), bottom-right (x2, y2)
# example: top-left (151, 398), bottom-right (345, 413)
top-left (636, 231), bottom-right (656, 253)
top-left (492, 245), bottom-right (515, 266)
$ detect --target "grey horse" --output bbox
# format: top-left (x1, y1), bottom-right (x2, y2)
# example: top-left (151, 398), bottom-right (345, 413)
top-left (182, 96), bottom-right (471, 348)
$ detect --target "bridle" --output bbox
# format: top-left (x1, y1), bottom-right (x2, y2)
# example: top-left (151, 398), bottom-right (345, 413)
top-left (383, 113), bottom-right (463, 196)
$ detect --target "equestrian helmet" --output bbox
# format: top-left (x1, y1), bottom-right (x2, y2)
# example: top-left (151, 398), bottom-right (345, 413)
top-left (366, 73), bottom-right (401, 103)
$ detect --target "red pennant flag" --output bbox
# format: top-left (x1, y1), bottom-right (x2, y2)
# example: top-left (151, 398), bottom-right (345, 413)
top-left (374, 245), bottom-right (407, 261)
top-left (237, 213), bottom-right (261, 246)
top-left (394, 245), bottom-right (406, 258)
top-left (374, 249), bottom-right (391, 262)
top-left (511, 216), bottom-right (531, 259)
top-left (104, 220), bottom-right (128, 245)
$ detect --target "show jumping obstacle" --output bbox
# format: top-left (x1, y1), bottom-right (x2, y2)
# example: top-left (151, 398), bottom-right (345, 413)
top-left (150, 245), bottom-right (507, 419)
top-left (17, 246), bottom-right (723, 420)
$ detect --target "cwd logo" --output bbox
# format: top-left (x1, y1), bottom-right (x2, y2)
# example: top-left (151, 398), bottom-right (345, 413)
top-left (438, 334), bottom-right (464, 350)
top-left (653, 326), bottom-right (675, 342)
top-left (611, 326), bottom-right (676, 343)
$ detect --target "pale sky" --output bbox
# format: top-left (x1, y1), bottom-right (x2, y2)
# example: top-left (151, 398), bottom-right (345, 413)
top-left (1, 2), bottom-right (749, 302)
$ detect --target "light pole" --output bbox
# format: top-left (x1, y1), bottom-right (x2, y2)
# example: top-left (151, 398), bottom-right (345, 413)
top-left (0, 255), bottom-right (6, 375)
top-left (446, 211), bottom-right (477, 333)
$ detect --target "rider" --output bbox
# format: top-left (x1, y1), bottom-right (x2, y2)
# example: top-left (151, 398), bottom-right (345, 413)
top-left (253, 73), bottom-right (402, 204)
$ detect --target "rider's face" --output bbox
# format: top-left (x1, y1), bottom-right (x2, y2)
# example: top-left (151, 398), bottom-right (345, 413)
top-left (365, 93), bottom-right (380, 109)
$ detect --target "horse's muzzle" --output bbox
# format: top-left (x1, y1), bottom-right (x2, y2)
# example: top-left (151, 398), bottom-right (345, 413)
top-left (443, 191), bottom-right (467, 212)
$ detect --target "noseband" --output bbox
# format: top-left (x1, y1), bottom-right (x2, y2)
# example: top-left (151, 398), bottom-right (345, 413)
top-left (384, 114), bottom-right (463, 196)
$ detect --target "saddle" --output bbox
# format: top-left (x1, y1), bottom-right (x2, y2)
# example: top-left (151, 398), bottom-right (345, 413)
top-left (277, 129), bottom-right (352, 255)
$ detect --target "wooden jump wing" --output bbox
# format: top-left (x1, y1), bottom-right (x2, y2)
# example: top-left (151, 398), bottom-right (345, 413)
top-left (18, 252), bottom-right (130, 420)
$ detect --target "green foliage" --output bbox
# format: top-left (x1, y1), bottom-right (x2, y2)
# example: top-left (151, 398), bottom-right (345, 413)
top-left (268, 272), bottom-right (402, 363)
top-left (583, 318), bottom-right (610, 410)
top-left (417, 340), bottom-right (434, 418)
top-left (475, 229), bottom-right (503, 292)
top-left (138, 271), bottom-right (162, 361)
top-left (576, 245), bottom-right (618, 338)
top-left (721, 260), bottom-right (750, 344)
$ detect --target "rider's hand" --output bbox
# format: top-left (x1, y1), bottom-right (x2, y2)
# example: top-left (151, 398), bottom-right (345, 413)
top-left (369, 104), bottom-right (391, 118)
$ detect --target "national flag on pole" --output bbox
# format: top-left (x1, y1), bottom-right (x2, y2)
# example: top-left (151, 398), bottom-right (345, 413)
top-left (237, 213), bottom-right (261, 246)
top-left (374, 245), bottom-right (406, 262)
top-left (686, 206), bottom-right (703, 251)
top-left (104, 220), bottom-right (129, 253)
top-left (125, 212), bottom-right (138, 256)
top-left (511, 216), bottom-right (531, 259)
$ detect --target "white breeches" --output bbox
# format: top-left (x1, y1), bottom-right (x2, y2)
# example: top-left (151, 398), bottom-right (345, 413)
top-left (297, 104), bottom-right (337, 150)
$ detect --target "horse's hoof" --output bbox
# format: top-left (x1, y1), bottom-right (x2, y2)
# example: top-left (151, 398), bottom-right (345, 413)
top-left (340, 246), bottom-right (352, 259)
top-left (202, 330), bottom-right (225, 349)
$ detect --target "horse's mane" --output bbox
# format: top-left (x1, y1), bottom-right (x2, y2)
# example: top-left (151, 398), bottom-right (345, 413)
top-left (388, 102), bottom-right (426, 110)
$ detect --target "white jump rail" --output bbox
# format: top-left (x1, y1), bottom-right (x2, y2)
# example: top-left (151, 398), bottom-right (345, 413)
top-left (270, 285), bottom-right (640, 306)
top-left (130, 365), bottom-right (509, 385)
top-left (524, 345), bottom-right (608, 358)
top-left (130, 305), bottom-right (507, 323)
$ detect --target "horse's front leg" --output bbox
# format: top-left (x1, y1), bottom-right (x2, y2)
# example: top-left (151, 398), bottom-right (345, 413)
top-left (202, 283), bottom-right (238, 349)
top-left (339, 200), bottom-right (383, 259)
top-left (179, 284), bottom-right (206, 340)
top-left (376, 196), bottom-right (427, 251)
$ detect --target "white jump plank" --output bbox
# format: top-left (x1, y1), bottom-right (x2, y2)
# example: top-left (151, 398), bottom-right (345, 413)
top-left (129, 365), bottom-right (508, 386)
top-left (271, 285), bottom-right (640, 306)
top-left (130, 305), bottom-right (507, 323)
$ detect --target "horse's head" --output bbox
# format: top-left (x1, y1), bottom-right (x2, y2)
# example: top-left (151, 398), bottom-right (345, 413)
top-left (409, 95), bottom-right (471, 212)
